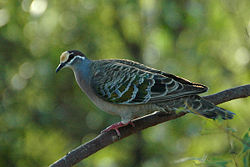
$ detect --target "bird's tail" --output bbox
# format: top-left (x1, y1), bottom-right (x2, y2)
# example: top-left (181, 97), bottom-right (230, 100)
top-left (186, 95), bottom-right (235, 119)
top-left (161, 95), bottom-right (235, 119)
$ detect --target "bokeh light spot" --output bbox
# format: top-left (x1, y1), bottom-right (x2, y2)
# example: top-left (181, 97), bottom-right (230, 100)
top-left (97, 157), bottom-right (117, 167)
top-left (86, 112), bottom-right (103, 130)
top-left (59, 12), bottom-right (77, 30)
top-left (22, 0), bottom-right (32, 12)
top-left (0, 9), bottom-right (9, 27)
top-left (19, 62), bottom-right (35, 79)
top-left (235, 47), bottom-right (250, 66)
top-left (143, 45), bottom-right (160, 65)
top-left (29, 0), bottom-right (47, 16)
top-left (11, 74), bottom-right (27, 90)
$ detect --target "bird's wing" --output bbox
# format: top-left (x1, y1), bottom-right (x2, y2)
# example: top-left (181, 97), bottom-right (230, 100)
top-left (113, 59), bottom-right (208, 88)
top-left (90, 60), bottom-right (207, 105)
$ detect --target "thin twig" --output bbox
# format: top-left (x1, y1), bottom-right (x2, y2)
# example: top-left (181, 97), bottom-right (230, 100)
top-left (49, 85), bottom-right (250, 167)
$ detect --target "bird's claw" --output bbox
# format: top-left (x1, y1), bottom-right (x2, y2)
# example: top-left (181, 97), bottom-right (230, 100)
top-left (101, 121), bottom-right (135, 137)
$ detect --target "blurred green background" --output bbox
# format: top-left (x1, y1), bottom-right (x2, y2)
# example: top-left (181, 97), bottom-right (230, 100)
top-left (0, 0), bottom-right (249, 167)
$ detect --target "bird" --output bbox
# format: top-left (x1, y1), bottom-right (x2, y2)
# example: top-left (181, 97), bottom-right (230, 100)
top-left (56, 50), bottom-right (235, 136)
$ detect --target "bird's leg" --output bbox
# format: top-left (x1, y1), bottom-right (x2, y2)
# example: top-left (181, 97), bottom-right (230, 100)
top-left (101, 121), bottom-right (135, 137)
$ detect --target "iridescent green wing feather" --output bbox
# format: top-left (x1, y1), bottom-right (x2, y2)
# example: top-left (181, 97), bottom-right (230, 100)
top-left (113, 59), bottom-right (208, 90)
top-left (91, 60), bottom-right (207, 105)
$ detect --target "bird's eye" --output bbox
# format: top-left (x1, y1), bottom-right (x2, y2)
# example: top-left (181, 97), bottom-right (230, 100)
top-left (69, 54), bottom-right (74, 60)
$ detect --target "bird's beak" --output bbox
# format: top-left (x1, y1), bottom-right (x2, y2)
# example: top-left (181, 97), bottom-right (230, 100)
top-left (56, 63), bottom-right (65, 73)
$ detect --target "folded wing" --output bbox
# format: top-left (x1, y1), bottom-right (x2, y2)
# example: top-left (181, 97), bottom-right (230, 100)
top-left (91, 60), bottom-right (208, 105)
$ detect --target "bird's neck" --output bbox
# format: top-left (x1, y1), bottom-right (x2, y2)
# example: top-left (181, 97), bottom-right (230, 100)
top-left (72, 59), bottom-right (92, 94)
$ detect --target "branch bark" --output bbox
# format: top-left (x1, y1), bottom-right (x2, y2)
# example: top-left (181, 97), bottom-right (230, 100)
top-left (49, 84), bottom-right (250, 167)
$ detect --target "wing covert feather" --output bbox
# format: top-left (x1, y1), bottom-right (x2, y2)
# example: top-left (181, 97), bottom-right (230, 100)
top-left (90, 60), bottom-right (208, 105)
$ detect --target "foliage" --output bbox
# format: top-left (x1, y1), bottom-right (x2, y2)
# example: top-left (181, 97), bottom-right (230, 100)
top-left (0, 0), bottom-right (249, 166)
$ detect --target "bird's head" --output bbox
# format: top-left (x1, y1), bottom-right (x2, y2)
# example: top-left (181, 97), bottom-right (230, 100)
top-left (56, 50), bottom-right (87, 73)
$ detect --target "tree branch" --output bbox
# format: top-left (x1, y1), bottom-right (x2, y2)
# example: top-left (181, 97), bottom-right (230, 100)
top-left (49, 84), bottom-right (250, 167)
top-left (203, 85), bottom-right (250, 105)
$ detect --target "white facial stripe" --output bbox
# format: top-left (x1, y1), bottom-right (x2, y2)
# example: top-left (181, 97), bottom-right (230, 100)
top-left (76, 55), bottom-right (85, 60)
top-left (68, 55), bottom-right (85, 65)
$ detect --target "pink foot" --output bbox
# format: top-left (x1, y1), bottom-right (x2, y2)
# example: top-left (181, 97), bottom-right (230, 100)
top-left (101, 121), bottom-right (135, 137)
